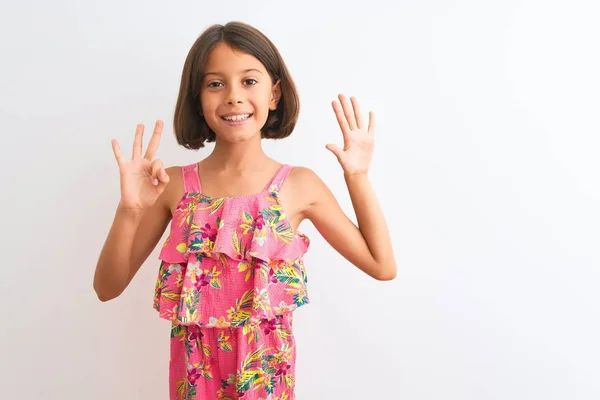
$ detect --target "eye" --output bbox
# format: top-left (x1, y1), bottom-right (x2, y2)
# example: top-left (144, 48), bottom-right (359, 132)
top-left (244, 79), bottom-right (258, 86)
top-left (207, 81), bottom-right (223, 88)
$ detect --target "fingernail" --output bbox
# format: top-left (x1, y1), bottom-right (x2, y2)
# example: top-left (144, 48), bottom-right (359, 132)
top-left (153, 179), bottom-right (158, 185)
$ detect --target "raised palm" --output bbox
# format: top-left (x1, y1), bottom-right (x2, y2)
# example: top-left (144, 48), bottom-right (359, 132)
top-left (111, 120), bottom-right (170, 211)
top-left (327, 94), bottom-right (375, 176)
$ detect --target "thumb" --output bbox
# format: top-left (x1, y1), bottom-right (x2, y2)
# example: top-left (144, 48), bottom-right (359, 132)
top-left (326, 144), bottom-right (343, 161)
top-left (155, 169), bottom-right (170, 192)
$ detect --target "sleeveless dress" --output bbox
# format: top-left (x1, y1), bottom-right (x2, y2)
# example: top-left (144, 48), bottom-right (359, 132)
top-left (153, 163), bottom-right (310, 400)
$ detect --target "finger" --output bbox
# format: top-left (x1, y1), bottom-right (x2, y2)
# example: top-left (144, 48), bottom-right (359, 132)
top-left (152, 160), bottom-right (170, 185)
top-left (367, 111), bottom-right (375, 135)
top-left (350, 96), bottom-right (364, 130)
top-left (332, 100), bottom-right (350, 138)
top-left (111, 139), bottom-right (126, 168)
top-left (144, 120), bottom-right (164, 161)
top-left (150, 159), bottom-right (165, 186)
top-left (133, 124), bottom-right (144, 160)
top-left (339, 94), bottom-right (357, 131)
top-left (158, 169), bottom-right (170, 186)
top-left (325, 143), bottom-right (343, 162)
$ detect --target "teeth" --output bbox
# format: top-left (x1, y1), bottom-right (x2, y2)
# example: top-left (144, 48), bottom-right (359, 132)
top-left (223, 114), bottom-right (250, 121)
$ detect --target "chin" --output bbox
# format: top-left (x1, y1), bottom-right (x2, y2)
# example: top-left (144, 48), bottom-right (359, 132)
top-left (219, 129), bottom-right (262, 143)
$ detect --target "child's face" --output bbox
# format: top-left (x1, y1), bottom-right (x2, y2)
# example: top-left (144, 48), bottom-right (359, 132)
top-left (200, 42), bottom-right (281, 143)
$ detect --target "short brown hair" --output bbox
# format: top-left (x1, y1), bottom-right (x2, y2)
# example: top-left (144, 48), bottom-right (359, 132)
top-left (173, 21), bottom-right (300, 149)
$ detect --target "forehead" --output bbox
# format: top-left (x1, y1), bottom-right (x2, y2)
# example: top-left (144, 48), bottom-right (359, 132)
top-left (203, 42), bottom-right (267, 76)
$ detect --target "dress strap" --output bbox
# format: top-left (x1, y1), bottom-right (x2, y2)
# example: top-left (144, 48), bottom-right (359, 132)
top-left (182, 163), bottom-right (201, 193)
top-left (262, 164), bottom-right (293, 192)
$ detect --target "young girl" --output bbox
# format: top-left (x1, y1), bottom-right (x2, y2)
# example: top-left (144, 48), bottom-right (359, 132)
top-left (94, 21), bottom-right (396, 400)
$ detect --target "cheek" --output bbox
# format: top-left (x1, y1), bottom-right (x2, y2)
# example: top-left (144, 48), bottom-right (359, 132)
top-left (200, 89), bottom-right (223, 108)
top-left (253, 92), bottom-right (274, 118)
top-left (199, 95), bottom-right (212, 114)
top-left (252, 108), bottom-right (269, 126)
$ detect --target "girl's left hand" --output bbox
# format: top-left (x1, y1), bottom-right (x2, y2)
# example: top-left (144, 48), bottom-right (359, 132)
top-left (327, 94), bottom-right (375, 176)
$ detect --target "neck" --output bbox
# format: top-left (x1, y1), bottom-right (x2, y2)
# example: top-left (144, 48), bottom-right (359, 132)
top-left (203, 132), bottom-right (271, 171)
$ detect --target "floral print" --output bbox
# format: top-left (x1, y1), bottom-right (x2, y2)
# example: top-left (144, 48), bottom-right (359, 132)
top-left (170, 315), bottom-right (296, 399)
top-left (156, 163), bottom-right (309, 399)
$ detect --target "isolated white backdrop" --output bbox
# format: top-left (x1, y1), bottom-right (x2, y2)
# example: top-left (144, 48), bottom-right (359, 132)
top-left (1, 0), bottom-right (598, 399)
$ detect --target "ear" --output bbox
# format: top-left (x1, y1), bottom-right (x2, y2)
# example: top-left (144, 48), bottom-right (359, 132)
top-left (269, 80), bottom-right (282, 110)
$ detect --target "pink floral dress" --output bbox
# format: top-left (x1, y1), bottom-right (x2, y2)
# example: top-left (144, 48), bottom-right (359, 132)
top-left (153, 163), bottom-right (310, 400)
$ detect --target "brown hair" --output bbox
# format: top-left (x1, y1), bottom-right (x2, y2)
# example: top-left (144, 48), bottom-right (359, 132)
top-left (173, 21), bottom-right (300, 149)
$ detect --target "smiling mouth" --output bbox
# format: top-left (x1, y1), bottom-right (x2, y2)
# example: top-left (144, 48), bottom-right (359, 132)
top-left (221, 113), bottom-right (253, 122)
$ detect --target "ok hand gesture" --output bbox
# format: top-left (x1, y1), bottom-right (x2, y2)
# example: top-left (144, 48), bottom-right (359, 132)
top-left (111, 120), bottom-right (170, 212)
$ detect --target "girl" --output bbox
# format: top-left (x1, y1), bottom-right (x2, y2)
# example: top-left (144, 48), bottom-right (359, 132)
top-left (94, 21), bottom-right (396, 400)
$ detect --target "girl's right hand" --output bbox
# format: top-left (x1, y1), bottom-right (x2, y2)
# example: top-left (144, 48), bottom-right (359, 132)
top-left (111, 120), bottom-right (170, 213)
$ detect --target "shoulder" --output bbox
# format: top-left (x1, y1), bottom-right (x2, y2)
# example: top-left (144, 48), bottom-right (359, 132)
top-left (164, 165), bottom-right (184, 189)
top-left (287, 165), bottom-right (331, 205)
top-left (165, 165), bottom-right (183, 175)
top-left (288, 165), bottom-right (322, 187)
top-left (163, 162), bottom-right (202, 183)
top-left (158, 165), bottom-right (186, 214)
top-left (283, 165), bottom-right (341, 223)
top-left (288, 165), bottom-right (315, 180)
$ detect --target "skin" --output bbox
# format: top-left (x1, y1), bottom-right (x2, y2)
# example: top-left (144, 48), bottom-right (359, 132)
top-left (93, 42), bottom-right (396, 302)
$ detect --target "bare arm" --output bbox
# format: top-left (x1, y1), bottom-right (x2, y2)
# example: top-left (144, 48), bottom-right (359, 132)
top-left (93, 121), bottom-right (172, 301)
top-left (301, 169), bottom-right (396, 280)
top-left (93, 185), bottom-right (172, 301)
top-left (302, 94), bottom-right (396, 280)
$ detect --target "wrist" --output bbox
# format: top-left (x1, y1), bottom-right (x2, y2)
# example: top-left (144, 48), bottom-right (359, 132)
top-left (116, 202), bottom-right (146, 220)
top-left (344, 171), bottom-right (369, 181)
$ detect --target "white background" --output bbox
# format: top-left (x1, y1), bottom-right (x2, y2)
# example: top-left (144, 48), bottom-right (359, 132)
top-left (1, 0), bottom-right (598, 399)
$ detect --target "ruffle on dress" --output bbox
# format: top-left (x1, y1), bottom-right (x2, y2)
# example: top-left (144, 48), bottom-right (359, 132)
top-left (153, 186), bottom-right (310, 328)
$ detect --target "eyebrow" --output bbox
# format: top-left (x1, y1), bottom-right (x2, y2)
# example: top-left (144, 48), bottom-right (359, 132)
top-left (204, 68), bottom-right (265, 78)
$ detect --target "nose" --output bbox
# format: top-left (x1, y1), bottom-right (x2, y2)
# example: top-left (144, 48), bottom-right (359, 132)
top-left (226, 86), bottom-right (243, 105)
